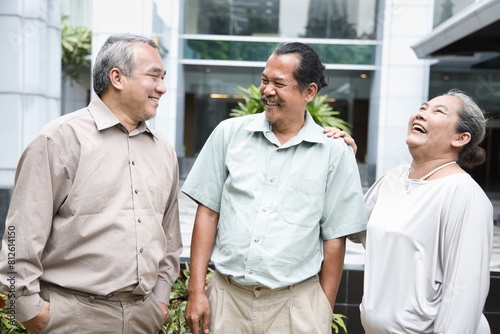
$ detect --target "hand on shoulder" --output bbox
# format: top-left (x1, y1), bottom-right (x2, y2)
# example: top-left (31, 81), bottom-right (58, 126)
top-left (323, 127), bottom-right (357, 154)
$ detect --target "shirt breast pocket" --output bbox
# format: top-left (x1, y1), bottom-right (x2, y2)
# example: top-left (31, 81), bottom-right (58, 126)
top-left (281, 179), bottom-right (324, 227)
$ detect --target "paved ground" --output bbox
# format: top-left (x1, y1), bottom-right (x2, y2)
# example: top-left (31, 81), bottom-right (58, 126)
top-left (178, 185), bottom-right (500, 272)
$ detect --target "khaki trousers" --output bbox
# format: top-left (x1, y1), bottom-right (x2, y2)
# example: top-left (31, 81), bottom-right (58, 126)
top-left (38, 283), bottom-right (165, 334)
top-left (208, 271), bottom-right (333, 334)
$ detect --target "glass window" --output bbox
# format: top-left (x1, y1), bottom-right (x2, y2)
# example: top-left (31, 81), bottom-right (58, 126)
top-left (183, 40), bottom-right (376, 64)
top-left (185, 0), bottom-right (377, 40)
top-left (183, 65), bottom-right (372, 162)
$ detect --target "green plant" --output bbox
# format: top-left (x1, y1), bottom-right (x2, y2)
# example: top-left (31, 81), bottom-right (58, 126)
top-left (61, 16), bottom-right (92, 84)
top-left (0, 294), bottom-right (28, 334)
top-left (332, 313), bottom-right (348, 333)
top-left (229, 84), bottom-right (264, 117)
top-left (230, 84), bottom-right (352, 133)
top-left (159, 263), bottom-right (214, 334)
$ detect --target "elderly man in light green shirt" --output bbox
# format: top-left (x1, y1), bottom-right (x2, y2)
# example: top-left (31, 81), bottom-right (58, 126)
top-left (182, 42), bottom-right (367, 334)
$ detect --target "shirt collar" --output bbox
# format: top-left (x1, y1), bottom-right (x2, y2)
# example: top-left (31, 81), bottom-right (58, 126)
top-left (244, 111), bottom-right (325, 145)
top-left (87, 95), bottom-right (156, 139)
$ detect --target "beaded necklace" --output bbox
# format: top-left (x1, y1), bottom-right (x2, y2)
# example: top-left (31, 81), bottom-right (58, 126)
top-left (406, 161), bottom-right (457, 180)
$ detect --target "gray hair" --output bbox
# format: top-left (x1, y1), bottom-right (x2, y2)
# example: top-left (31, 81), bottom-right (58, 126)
top-left (444, 89), bottom-right (487, 169)
top-left (93, 34), bottom-right (159, 96)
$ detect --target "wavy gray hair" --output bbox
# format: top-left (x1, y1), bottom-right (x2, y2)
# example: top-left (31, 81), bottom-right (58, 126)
top-left (93, 34), bottom-right (159, 96)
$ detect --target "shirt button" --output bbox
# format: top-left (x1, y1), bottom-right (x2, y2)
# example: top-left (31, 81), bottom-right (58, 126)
top-left (137, 218), bottom-right (142, 223)
top-left (135, 189), bottom-right (139, 194)
top-left (254, 239), bottom-right (260, 243)
top-left (262, 208), bottom-right (267, 212)
top-left (131, 161), bottom-right (135, 165)
top-left (247, 269), bottom-right (253, 274)
top-left (270, 178), bottom-right (275, 183)
top-left (139, 248), bottom-right (144, 253)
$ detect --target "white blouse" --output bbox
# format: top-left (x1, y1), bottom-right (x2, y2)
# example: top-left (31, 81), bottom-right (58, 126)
top-left (360, 165), bottom-right (493, 334)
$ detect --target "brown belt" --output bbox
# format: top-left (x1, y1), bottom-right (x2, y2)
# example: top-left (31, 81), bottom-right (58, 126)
top-left (41, 282), bottom-right (146, 302)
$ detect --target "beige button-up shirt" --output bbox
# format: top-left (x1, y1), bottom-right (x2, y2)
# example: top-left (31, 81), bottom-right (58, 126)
top-left (0, 96), bottom-right (182, 322)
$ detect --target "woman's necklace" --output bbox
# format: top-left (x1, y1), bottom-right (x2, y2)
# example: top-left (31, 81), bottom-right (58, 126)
top-left (406, 161), bottom-right (457, 180)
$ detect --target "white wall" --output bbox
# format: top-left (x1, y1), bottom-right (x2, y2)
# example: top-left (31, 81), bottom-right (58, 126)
top-left (0, 0), bottom-right (61, 188)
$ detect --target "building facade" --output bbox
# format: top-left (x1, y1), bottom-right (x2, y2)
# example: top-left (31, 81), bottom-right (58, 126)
top-left (0, 0), bottom-right (499, 332)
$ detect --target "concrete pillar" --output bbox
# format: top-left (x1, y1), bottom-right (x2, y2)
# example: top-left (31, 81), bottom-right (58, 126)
top-left (0, 0), bottom-right (61, 232)
top-left (367, 0), bottom-right (434, 178)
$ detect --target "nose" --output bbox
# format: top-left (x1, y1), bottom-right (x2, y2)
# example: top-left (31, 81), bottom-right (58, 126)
top-left (416, 108), bottom-right (427, 120)
top-left (157, 80), bottom-right (167, 95)
top-left (261, 82), bottom-right (276, 96)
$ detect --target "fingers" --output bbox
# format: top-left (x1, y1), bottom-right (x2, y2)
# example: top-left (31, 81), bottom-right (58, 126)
top-left (185, 310), bottom-right (199, 334)
top-left (22, 301), bottom-right (50, 334)
top-left (160, 302), bottom-right (169, 322)
top-left (323, 127), bottom-right (348, 138)
top-left (185, 297), bottom-right (210, 334)
top-left (203, 310), bottom-right (210, 334)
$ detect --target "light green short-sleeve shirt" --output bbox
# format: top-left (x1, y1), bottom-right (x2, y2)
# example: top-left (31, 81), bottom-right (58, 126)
top-left (182, 112), bottom-right (366, 288)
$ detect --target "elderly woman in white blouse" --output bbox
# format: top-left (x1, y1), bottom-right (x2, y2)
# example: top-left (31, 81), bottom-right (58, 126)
top-left (329, 89), bottom-right (493, 333)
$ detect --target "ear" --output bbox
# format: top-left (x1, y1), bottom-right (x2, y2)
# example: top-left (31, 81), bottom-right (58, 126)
top-left (109, 68), bottom-right (125, 91)
top-left (451, 132), bottom-right (471, 148)
top-left (304, 82), bottom-right (318, 103)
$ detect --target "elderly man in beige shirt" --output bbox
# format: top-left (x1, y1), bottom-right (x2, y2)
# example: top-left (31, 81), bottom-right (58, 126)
top-left (0, 34), bottom-right (182, 334)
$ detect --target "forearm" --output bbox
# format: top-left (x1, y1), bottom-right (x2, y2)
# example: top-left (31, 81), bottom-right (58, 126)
top-left (319, 237), bottom-right (346, 310)
top-left (188, 205), bottom-right (219, 295)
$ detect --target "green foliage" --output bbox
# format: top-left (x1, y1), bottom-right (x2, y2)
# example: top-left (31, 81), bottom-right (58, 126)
top-left (306, 94), bottom-right (351, 133)
top-left (229, 85), bottom-right (263, 117)
top-left (159, 263), bottom-right (214, 334)
top-left (332, 313), bottom-right (349, 334)
top-left (230, 84), bottom-right (352, 134)
top-left (0, 295), bottom-right (28, 334)
top-left (61, 16), bottom-right (92, 84)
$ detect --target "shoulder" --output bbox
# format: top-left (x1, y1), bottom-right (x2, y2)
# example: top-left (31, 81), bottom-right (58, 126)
top-left (446, 174), bottom-right (491, 206)
top-left (38, 108), bottom-right (90, 138)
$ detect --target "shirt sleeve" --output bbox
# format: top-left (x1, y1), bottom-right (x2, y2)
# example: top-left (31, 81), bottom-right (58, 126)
top-left (433, 181), bottom-right (493, 333)
top-left (153, 147), bottom-right (183, 305)
top-left (320, 139), bottom-right (367, 240)
top-left (181, 122), bottom-right (229, 212)
top-left (0, 135), bottom-right (71, 322)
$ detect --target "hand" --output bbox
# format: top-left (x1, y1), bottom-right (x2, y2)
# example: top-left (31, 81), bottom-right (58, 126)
top-left (184, 292), bottom-right (210, 334)
top-left (323, 127), bottom-right (357, 154)
top-left (160, 302), bottom-right (169, 322)
top-left (22, 301), bottom-right (50, 334)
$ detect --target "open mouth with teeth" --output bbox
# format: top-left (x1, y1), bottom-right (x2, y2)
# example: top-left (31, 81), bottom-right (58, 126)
top-left (412, 124), bottom-right (426, 133)
top-left (149, 97), bottom-right (159, 103)
top-left (264, 100), bottom-right (284, 110)
top-left (262, 96), bottom-right (282, 108)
